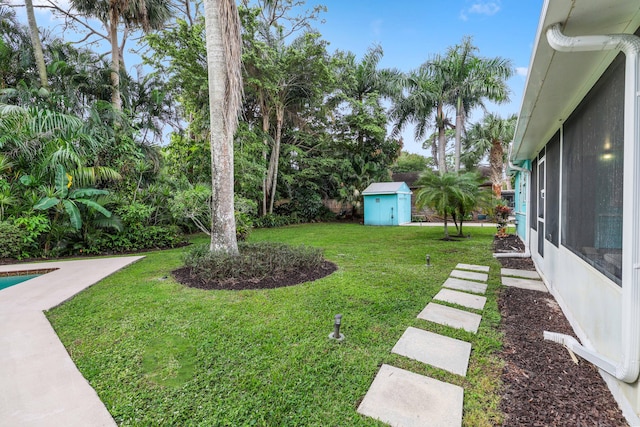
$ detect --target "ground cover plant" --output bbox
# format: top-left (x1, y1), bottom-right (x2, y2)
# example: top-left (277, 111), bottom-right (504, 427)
top-left (47, 223), bottom-right (505, 426)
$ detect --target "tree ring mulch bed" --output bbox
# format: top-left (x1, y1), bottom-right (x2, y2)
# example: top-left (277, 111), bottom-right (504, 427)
top-left (173, 260), bottom-right (337, 291)
top-left (496, 235), bottom-right (628, 426)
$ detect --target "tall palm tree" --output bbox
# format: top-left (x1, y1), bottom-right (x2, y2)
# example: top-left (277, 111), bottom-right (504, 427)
top-left (392, 64), bottom-right (452, 175)
top-left (465, 113), bottom-right (517, 198)
top-left (203, 0), bottom-right (242, 254)
top-left (415, 171), bottom-right (475, 239)
top-left (442, 37), bottom-right (513, 172)
top-left (24, 0), bottom-right (48, 89)
top-left (70, 0), bottom-right (173, 112)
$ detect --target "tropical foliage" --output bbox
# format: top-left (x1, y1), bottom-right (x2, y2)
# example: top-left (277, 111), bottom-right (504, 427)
top-left (0, 0), bottom-right (516, 258)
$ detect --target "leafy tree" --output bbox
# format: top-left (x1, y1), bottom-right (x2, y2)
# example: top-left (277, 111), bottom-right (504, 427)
top-left (465, 113), bottom-right (517, 198)
top-left (391, 151), bottom-right (429, 173)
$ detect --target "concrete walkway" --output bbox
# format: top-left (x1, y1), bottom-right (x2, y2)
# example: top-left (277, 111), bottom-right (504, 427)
top-left (0, 257), bottom-right (143, 427)
top-left (358, 263), bottom-right (490, 426)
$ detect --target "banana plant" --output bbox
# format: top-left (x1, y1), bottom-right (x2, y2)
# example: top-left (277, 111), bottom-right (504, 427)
top-left (33, 164), bottom-right (111, 230)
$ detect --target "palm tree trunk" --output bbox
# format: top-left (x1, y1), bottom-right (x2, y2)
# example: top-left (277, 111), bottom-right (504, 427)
top-left (454, 96), bottom-right (463, 172)
top-left (437, 103), bottom-right (447, 175)
top-left (25, 0), bottom-right (48, 89)
top-left (268, 104), bottom-right (284, 214)
top-left (490, 140), bottom-right (503, 199)
top-left (109, 7), bottom-right (122, 112)
top-left (204, 0), bottom-right (241, 255)
top-left (260, 93), bottom-right (270, 216)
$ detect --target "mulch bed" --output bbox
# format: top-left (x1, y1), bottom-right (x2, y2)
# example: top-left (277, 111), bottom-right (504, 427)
top-left (495, 235), bottom-right (628, 426)
top-left (173, 261), bottom-right (337, 291)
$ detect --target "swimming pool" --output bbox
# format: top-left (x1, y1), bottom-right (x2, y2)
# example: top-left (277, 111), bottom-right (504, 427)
top-left (0, 269), bottom-right (56, 291)
top-left (0, 274), bottom-right (41, 290)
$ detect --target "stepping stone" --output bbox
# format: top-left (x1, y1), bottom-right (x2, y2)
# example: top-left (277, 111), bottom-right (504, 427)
top-left (434, 288), bottom-right (486, 311)
top-left (502, 276), bottom-right (548, 292)
top-left (443, 277), bottom-right (487, 294)
top-left (501, 268), bottom-right (540, 280)
top-left (357, 364), bottom-right (463, 427)
top-left (456, 263), bottom-right (490, 272)
top-left (450, 269), bottom-right (488, 282)
top-left (391, 327), bottom-right (471, 377)
top-left (418, 302), bottom-right (482, 333)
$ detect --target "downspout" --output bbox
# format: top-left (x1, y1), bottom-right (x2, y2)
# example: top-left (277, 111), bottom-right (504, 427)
top-left (494, 142), bottom-right (531, 258)
top-left (543, 23), bottom-right (640, 383)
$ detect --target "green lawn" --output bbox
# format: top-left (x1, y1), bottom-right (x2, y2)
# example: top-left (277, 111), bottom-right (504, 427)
top-left (47, 223), bottom-right (504, 426)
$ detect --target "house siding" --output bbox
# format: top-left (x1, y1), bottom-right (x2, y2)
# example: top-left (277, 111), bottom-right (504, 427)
top-left (523, 50), bottom-right (639, 418)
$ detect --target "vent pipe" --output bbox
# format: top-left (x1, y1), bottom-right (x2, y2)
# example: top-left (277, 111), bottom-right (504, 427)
top-left (544, 23), bottom-right (640, 383)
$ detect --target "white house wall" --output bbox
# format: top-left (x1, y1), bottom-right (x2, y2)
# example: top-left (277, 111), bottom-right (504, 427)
top-left (531, 228), bottom-right (640, 420)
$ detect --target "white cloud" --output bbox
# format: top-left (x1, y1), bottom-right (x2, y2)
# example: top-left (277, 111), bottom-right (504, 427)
top-left (516, 67), bottom-right (528, 77)
top-left (460, 1), bottom-right (501, 20)
top-left (370, 19), bottom-right (383, 37)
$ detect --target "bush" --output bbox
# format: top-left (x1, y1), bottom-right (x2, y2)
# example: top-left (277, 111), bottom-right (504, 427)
top-left (253, 213), bottom-right (297, 229)
top-left (0, 221), bottom-right (25, 259)
top-left (235, 212), bottom-right (253, 241)
top-left (183, 242), bottom-right (324, 282)
top-left (85, 225), bottom-right (186, 254)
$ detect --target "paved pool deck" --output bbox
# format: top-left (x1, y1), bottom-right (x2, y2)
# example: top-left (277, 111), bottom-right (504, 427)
top-left (0, 256), bottom-right (143, 427)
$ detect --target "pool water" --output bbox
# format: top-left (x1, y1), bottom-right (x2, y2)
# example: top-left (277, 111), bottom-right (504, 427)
top-left (0, 274), bottom-right (41, 291)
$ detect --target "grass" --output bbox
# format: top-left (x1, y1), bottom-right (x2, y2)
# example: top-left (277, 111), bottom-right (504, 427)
top-left (47, 223), bottom-right (505, 426)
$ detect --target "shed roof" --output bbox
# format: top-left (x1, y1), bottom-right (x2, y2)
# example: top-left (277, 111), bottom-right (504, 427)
top-left (362, 182), bottom-right (411, 195)
top-left (512, 0), bottom-right (640, 162)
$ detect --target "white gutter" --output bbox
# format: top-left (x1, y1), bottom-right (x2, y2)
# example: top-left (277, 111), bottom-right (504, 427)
top-left (543, 23), bottom-right (640, 383)
top-left (494, 143), bottom-right (532, 259)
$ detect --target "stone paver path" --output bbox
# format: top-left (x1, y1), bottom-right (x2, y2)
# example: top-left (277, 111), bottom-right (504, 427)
top-left (357, 364), bottom-right (463, 427)
top-left (358, 264), bottom-right (491, 426)
top-left (456, 263), bottom-right (490, 272)
top-left (450, 269), bottom-right (488, 282)
top-left (502, 276), bottom-right (547, 292)
top-left (434, 288), bottom-right (487, 311)
top-left (392, 327), bottom-right (471, 376)
top-left (442, 277), bottom-right (487, 294)
top-left (418, 303), bottom-right (482, 333)
top-left (501, 268), bottom-right (541, 280)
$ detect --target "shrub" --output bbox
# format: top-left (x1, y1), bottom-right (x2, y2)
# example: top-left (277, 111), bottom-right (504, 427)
top-left (13, 214), bottom-right (50, 258)
top-left (85, 225), bottom-right (186, 254)
top-left (183, 242), bottom-right (324, 282)
top-left (0, 221), bottom-right (25, 259)
top-left (235, 212), bottom-right (253, 241)
top-left (253, 213), bottom-right (296, 229)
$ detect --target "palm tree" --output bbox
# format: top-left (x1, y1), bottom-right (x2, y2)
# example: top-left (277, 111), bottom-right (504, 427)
top-left (415, 171), bottom-right (475, 239)
top-left (451, 172), bottom-right (488, 237)
top-left (392, 64), bottom-right (452, 174)
top-left (465, 113), bottom-right (517, 198)
top-left (70, 0), bottom-right (173, 112)
top-left (203, 0), bottom-right (242, 254)
top-left (24, 0), bottom-right (48, 89)
top-left (442, 37), bottom-right (513, 172)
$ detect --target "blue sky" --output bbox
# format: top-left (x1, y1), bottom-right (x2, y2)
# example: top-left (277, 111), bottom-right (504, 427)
top-left (304, 0), bottom-right (545, 154)
top-left (19, 0), bottom-right (544, 155)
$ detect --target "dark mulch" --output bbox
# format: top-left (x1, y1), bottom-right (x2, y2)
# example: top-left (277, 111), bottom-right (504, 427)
top-left (494, 234), bottom-right (536, 270)
top-left (173, 260), bottom-right (338, 291)
top-left (497, 236), bottom-right (628, 426)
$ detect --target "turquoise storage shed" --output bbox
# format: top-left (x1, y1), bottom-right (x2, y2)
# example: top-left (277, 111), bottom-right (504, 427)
top-left (362, 182), bottom-right (412, 226)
